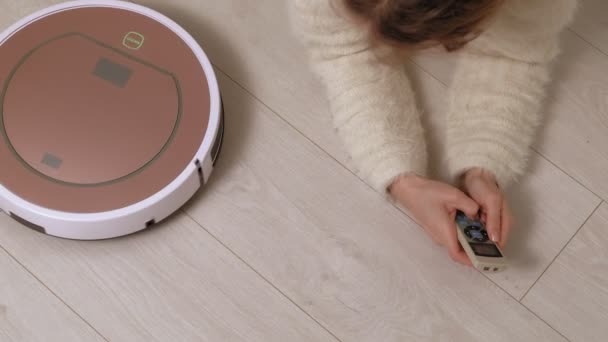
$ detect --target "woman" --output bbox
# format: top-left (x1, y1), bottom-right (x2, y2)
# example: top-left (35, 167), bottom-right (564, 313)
top-left (290, 0), bottom-right (578, 265)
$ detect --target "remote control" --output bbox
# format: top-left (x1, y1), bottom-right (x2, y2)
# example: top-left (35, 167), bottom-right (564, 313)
top-left (455, 211), bottom-right (508, 272)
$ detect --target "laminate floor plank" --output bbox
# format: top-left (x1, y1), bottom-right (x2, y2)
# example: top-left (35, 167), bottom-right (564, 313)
top-left (0, 246), bottom-right (105, 342)
top-left (135, 0), bottom-right (600, 300)
top-left (0, 211), bottom-right (338, 342)
top-left (523, 202), bottom-right (608, 342)
top-left (184, 71), bottom-right (569, 341)
top-left (570, 0), bottom-right (608, 55)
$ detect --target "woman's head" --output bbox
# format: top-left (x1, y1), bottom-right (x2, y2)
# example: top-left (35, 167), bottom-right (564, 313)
top-left (342, 0), bottom-right (504, 51)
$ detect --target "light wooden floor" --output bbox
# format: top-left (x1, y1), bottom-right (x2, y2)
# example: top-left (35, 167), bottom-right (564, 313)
top-left (1, 1), bottom-right (607, 341)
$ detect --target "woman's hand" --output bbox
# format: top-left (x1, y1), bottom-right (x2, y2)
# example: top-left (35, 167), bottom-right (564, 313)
top-left (461, 168), bottom-right (513, 249)
top-left (389, 174), bottom-right (480, 266)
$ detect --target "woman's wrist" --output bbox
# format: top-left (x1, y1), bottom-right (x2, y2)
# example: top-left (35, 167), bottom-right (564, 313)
top-left (462, 167), bottom-right (499, 189)
top-left (388, 172), bottom-right (423, 195)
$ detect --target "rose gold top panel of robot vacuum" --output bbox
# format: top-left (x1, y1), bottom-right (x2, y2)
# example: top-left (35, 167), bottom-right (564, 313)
top-left (0, 7), bottom-right (211, 213)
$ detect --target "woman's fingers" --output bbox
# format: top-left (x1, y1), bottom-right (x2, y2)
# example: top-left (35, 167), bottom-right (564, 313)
top-left (450, 248), bottom-right (473, 266)
top-left (423, 225), bottom-right (442, 246)
top-left (444, 216), bottom-right (473, 266)
top-left (447, 189), bottom-right (480, 219)
top-left (499, 200), bottom-right (513, 249)
top-left (484, 193), bottom-right (502, 244)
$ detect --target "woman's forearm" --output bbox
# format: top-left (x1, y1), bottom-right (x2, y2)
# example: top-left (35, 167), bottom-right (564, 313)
top-left (446, 0), bottom-right (579, 188)
top-left (290, 0), bottom-right (428, 192)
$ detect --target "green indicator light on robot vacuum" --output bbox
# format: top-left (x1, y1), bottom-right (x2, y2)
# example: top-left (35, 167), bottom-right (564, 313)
top-left (123, 32), bottom-right (145, 50)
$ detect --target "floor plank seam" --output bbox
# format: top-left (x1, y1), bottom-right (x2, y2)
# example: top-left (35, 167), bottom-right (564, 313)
top-left (182, 206), bottom-right (573, 342)
top-left (529, 147), bottom-right (604, 201)
top-left (491, 274), bottom-right (574, 342)
top-left (211, 65), bottom-right (433, 230)
top-left (179, 209), bottom-right (344, 342)
top-left (0, 234), bottom-right (110, 342)
top-left (464, 218), bottom-right (576, 341)
top-left (567, 27), bottom-right (608, 58)
top-left (202, 66), bottom-right (569, 339)
top-left (212, 65), bottom-right (567, 312)
top-left (213, 64), bottom-right (366, 188)
top-left (408, 57), bottom-right (449, 87)
top-left (519, 299), bottom-right (573, 342)
top-left (519, 200), bottom-right (604, 302)
top-left (0, 4), bottom-right (604, 340)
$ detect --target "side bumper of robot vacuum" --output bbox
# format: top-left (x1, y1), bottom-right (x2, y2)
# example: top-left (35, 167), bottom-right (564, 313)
top-left (0, 168), bottom-right (201, 240)
top-left (0, 107), bottom-right (224, 240)
top-left (0, 0), bottom-right (224, 240)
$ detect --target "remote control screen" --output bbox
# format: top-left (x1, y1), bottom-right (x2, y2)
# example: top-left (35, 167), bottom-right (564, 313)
top-left (470, 243), bottom-right (502, 258)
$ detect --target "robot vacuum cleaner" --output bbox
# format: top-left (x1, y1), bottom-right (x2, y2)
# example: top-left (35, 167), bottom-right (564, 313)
top-left (0, 1), bottom-right (224, 240)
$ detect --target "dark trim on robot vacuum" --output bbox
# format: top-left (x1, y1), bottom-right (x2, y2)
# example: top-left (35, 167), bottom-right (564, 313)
top-left (212, 98), bottom-right (225, 166)
top-left (193, 97), bottom-right (223, 188)
top-left (194, 159), bottom-right (204, 184)
top-left (9, 212), bottom-right (47, 234)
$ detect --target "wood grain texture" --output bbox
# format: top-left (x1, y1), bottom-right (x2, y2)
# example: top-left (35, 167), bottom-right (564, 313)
top-left (137, 0), bottom-right (600, 299)
top-left (0, 212), bottom-right (338, 342)
top-left (183, 71), bottom-right (568, 341)
top-left (1, 1), bottom-right (604, 341)
top-left (0, 246), bottom-right (104, 342)
top-left (523, 202), bottom-right (608, 342)
top-left (139, 0), bottom-right (352, 166)
top-left (570, 0), bottom-right (608, 55)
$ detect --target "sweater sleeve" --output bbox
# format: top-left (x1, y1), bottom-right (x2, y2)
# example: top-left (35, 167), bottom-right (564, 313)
top-left (445, 0), bottom-right (579, 188)
top-left (289, 0), bottom-right (427, 193)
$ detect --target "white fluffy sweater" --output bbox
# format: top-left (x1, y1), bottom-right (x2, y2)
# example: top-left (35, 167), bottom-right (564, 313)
top-left (289, 0), bottom-right (579, 193)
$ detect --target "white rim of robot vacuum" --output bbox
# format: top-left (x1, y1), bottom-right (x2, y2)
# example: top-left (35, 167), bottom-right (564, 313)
top-left (0, 0), bottom-right (221, 225)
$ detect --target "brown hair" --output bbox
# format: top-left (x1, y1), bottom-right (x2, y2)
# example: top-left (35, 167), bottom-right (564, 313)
top-left (342, 0), bottom-right (504, 52)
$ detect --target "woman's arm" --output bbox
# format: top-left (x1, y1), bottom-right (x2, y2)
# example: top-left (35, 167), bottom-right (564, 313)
top-left (289, 0), bottom-right (427, 193)
top-left (446, 0), bottom-right (579, 189)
